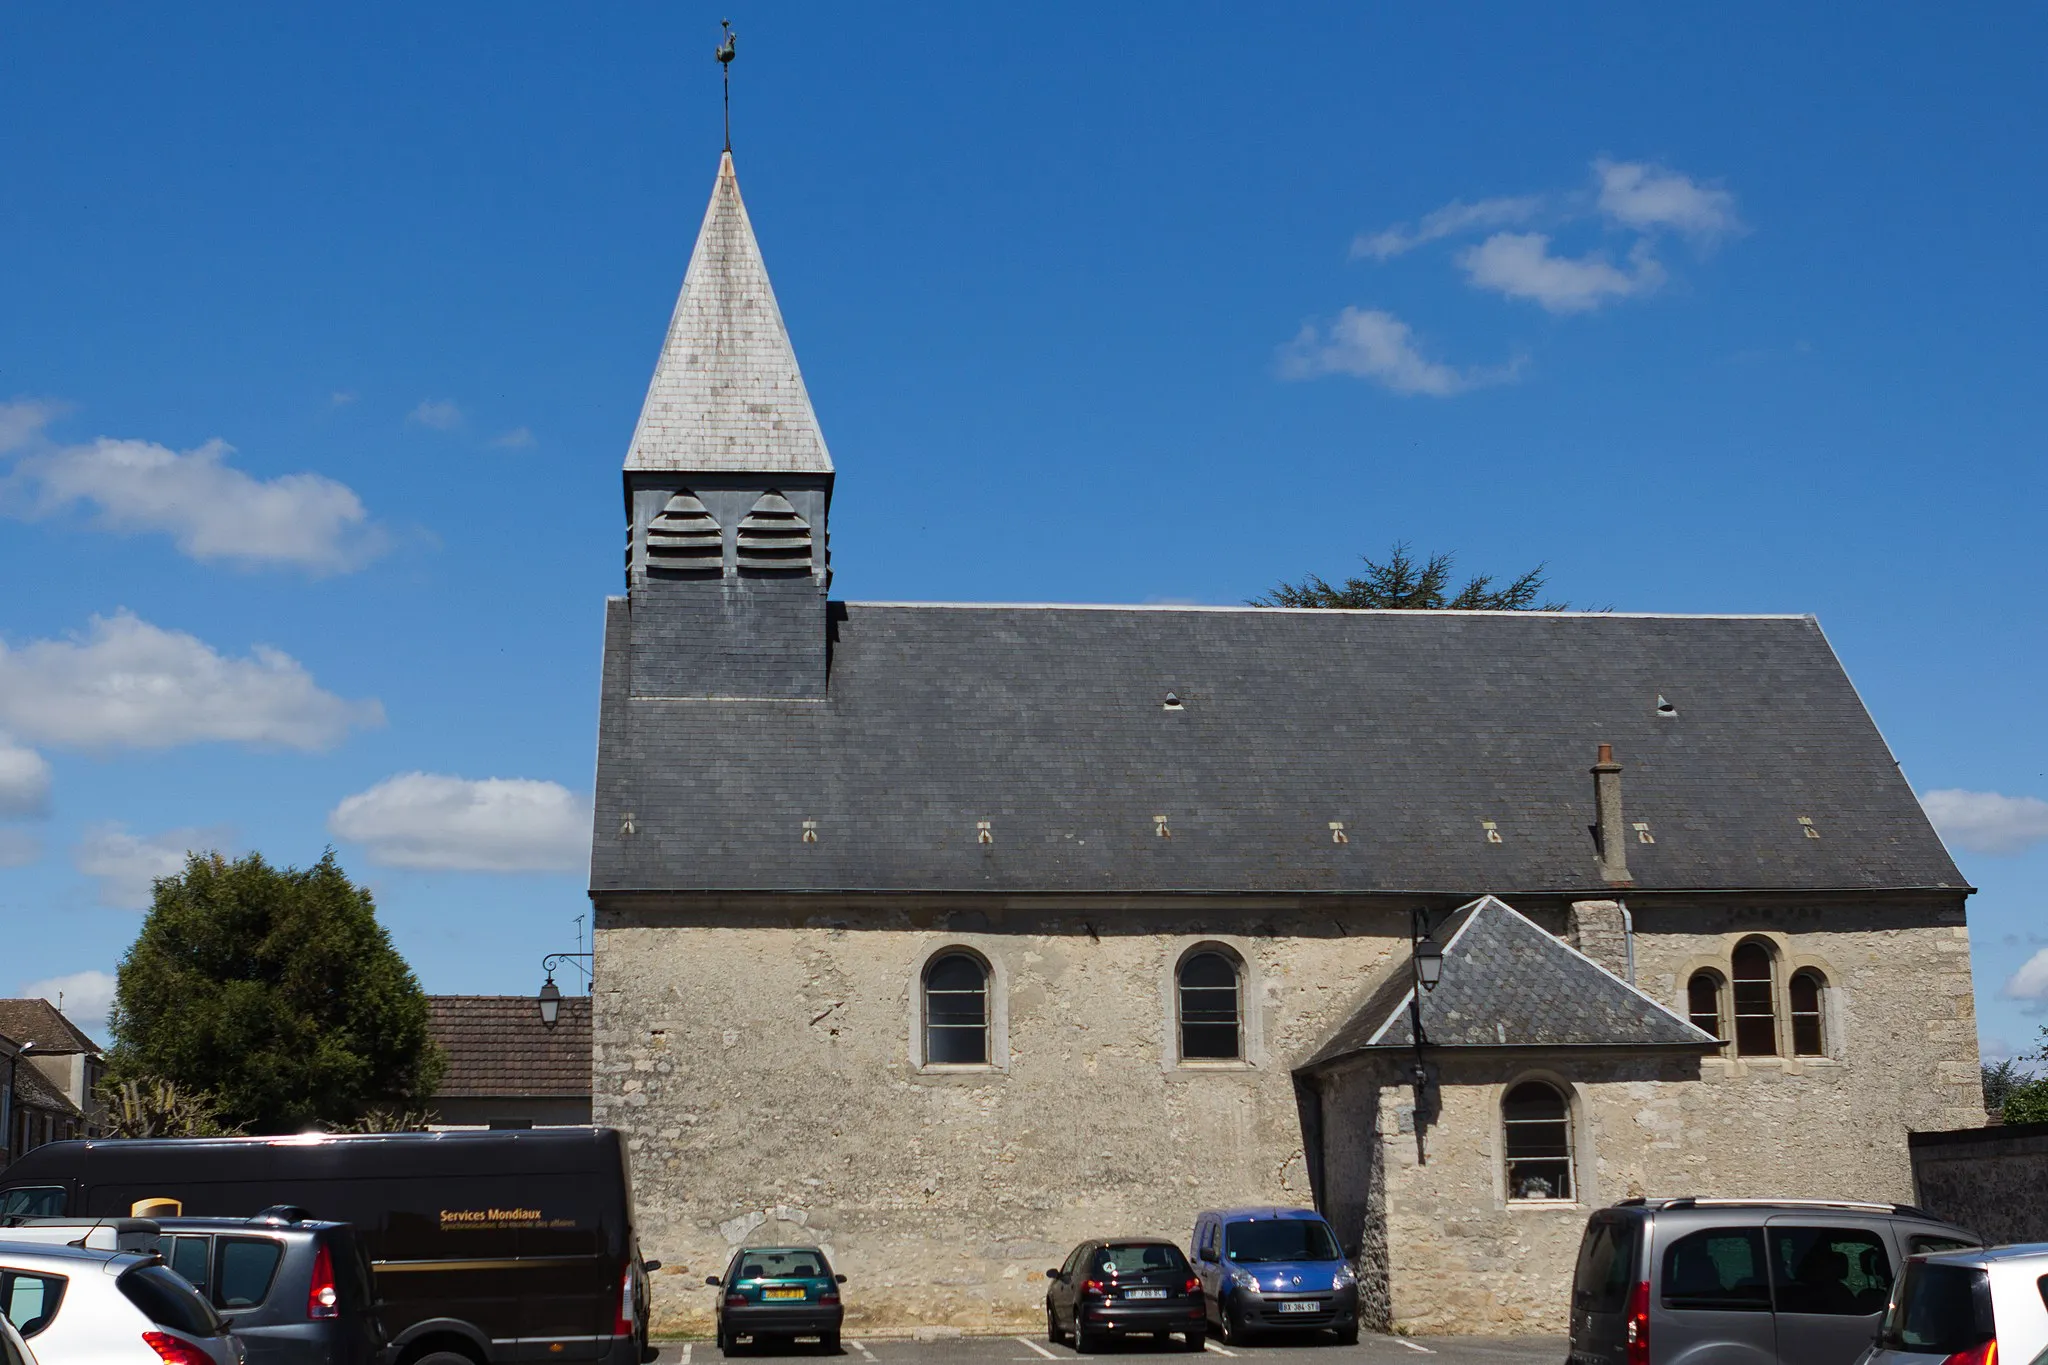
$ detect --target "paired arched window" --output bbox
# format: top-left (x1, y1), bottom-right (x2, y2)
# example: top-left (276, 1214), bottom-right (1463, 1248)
top-left (1730, 941), bottom-right (1779, 1057)
top-left (1177, 950), bottom-right (1242, 1060)
top-left (1691, 943), bottom-right (1829, 1058)
top-left (922, 952), bottom-right (989, 1065)
top-left (1687, 970), bottom-right (1725, 1043)
top-left (1503, 1081), bottom-right (1574, 1202)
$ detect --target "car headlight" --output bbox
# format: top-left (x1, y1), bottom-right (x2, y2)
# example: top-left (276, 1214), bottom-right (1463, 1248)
top-left (1332, 1265), bottom-right (1357, 1289)
top-left (1228, 1270), bottom-right (1258, 1294)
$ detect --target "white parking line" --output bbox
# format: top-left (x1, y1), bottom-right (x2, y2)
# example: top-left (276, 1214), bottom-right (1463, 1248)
top-left (1202, 1342), bottom-right (1239, 1357)
top-left (847, 1340), bottom-right (878, 1362)
top-left (1014, 1338), bottom-right (1058, 1360)
top-left (1390, 1339), bottom-right (1435, 1355)
top-left (680, 1346), bottom-right (693, 1365)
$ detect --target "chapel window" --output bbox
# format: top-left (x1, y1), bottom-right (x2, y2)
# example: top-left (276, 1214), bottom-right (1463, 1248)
top-left (1687, 971), bottom-right (1725, 1046)
top-left (922, 952), bottom-right (989, 1066)
top-left (1789, 969), bottom-right (1827, 1057)
top-left (1502, 1080), bottom-right (1574, 1202)
top-left (735, 491), bottom-right (813, 573)
top-left (1730, 941), bottom-right (1779, 1057)
top-left (1177, 951), bottom-right (1242, 1061)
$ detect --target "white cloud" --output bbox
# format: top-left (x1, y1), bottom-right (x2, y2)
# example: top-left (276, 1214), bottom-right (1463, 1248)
top-left (328, 773), bottom-right (591, 872)
top-left (2007, 948), bottom-right (2048, 1006)
top-left (1594, 158), bottom-right (1742, 241)
top-left (0, 401), bottom-right (385, 572)
top-left (0, 829), bottom-right (39, 868)
top-left (1280, 307), bottom-right (1522, 396)
top-left (329, 391), bottom-right (357, 407)
top-left (74, 822), bottom-right (233, 910)
top-left (490, 427), bottom-right (535, 449)
top-left (1459, 231), bottom-right (1666, 313)
top-left (0, 611), bottom-right (383, 751)
top-left (0, 735), bottom-right (51, 817)
top-left (1921, 788), bottom-right (2048, 856)
top-left (407, 400), bottom-right (463, 431)
top-left (1352, 195), bottom-right (1546, 260)
top-left (15, 969), bottom-right (118, 1042)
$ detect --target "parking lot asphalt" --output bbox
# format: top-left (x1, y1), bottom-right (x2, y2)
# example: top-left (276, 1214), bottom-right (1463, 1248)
top-left (652, 1331), bottom-right (1565, 1365)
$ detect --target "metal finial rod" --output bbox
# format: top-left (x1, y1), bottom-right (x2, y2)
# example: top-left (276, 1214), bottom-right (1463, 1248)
top-left (716, 19), bottom-right (736, 152)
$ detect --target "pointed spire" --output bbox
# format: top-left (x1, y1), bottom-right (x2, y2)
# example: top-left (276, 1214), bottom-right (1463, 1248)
top-left (624, 153), bottom-right (833, 475)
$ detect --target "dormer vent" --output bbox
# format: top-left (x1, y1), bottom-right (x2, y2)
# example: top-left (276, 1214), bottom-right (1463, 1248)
top-left (1656, 694), bottom-right (1678, 716)
top-left (737, 491), bottom-right (813, 572)
top-left (646, 491), bottom-right (723, 574)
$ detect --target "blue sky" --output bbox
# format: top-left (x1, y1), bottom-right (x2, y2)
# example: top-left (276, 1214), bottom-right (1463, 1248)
top-left (2, 5), bottom-right (2044, 1062)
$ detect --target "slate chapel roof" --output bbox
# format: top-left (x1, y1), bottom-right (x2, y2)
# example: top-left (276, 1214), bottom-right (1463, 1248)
top-left (589, 603), bottom-right (1965, 897)
top-left (1300, 896), bottom-right (1719, 1070)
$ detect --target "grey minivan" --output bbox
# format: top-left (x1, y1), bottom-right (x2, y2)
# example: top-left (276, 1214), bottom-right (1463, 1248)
top-left (1566, 1198), bottom-right (1979, 1365)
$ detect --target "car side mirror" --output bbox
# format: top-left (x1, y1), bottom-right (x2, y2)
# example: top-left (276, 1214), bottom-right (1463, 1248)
top-left (705, 1276), bottom-right (721, 1287)
top-left (643, 1261), bottom-right (663, 1273)
top-left (835, 1275), bottom-right (847, 1284)
top-left (1046, 1269), bottom-right (1062, 1281)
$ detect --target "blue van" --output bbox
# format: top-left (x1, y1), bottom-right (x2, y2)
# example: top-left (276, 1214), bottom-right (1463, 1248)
top-left (1189, 1207), bottom-right (1358, 1345)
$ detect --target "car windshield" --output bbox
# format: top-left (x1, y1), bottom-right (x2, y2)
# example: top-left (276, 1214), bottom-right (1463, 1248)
top-left (1094, 1244), bottom-right (1189, 1276)
top-left (0, 1190), bottom-right (65, 1220)
top-left (1880, 1262), bottom-right (1992, 1354)
top-left (1224, 1220), bottom-right (1340, 1264)
top-left (732, 1249), bottom-right (831, 1281)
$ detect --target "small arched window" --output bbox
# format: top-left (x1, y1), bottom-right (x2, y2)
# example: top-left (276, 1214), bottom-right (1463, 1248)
top-left (1789, 970), bottom-right (1826, 1056)
top-left (1731, 941), bottom-right (1779, 1057)
top-left (922, 952), bottom-right (989, 1066)
top-left (1686, 971), bottom-right (1725, 1046)
top-left (1503, 1081), bottom-right (1574, 1202)
top-left (1177, 951), bottom-right (1242, 1060)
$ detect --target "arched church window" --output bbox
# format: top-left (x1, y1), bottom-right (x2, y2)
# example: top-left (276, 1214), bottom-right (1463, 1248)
top-left (736, 491), bottom-right (812, 572)
top-left (1177, 950), bottom-right (1242, 1060)
top-left (922, 952), bottom-right (989, 1066)
top-left (645, 490), bottom-right (722, 573)
top-left (1686, 970), bottom-right (1725, 1046)
top-left (1731, 940), bottom-right (1779, 1057)
top-left (1789, 969), bottom-right (1827, 1056)
top-left (1502, 1081), bottom-right (1574, 1202)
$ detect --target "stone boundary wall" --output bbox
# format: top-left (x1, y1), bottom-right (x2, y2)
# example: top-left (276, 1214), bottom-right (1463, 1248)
top-left (1909, 1120), bottom-right (2048, 1246)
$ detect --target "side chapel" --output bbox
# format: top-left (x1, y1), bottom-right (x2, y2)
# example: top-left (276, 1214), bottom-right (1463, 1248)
top-left (588, 152), bottom-right (1983, 1334)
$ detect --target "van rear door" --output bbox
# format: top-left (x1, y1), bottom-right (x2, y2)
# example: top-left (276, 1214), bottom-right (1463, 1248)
top-left (1567, 1211), bottom-right (1640, 1363)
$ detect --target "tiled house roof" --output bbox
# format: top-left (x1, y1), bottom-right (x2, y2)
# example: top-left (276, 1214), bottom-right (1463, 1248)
top-left (10, 1060), bottom-right (83, 1117)
top-left (426, 995), bottom-right (591, 1100)
top-left (0, 999), bottom-right (103, 1055)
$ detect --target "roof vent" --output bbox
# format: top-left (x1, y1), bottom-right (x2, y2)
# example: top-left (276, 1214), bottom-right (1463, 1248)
top-left (737, 491), bottom-right (812, 573)
top-left (976, 820), bottom-right (993, 845)
top-left (1162, 692), bottom-right (1183, 711)
top-left (1154, 814), bottom-right (1172, 839)
top-left (645, 490), bottom-right (723, 574)
top-left (1482, 820), bottom-right (1503, 844)
top-left (1329, 821), bottom-right (1348, 845)
top-left (801, 819), bottom-right (819, 844)
top-left (1656, 695), bottom-right (1678, 716)
top-left (1799, 816), bottom-right (1820, 840)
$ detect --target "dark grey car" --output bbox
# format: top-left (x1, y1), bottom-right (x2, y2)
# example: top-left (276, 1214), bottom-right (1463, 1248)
top-left (153, 1209), bottom-right (382, 1365)
top-left (1566, 1198), bottom-right (1978, 1365)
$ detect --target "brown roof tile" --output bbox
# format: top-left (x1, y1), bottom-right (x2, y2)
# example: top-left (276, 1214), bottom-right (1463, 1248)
top-left (0, 999), bottom-right (103, 1055)
top-left (426, 995), bottom-right (591, 1100)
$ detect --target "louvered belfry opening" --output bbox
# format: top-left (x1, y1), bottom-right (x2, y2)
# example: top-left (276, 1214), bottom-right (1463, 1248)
top-left (646, 490), bottom-right (723, 575)
top-left (736, 490), bottom-right (813, 573)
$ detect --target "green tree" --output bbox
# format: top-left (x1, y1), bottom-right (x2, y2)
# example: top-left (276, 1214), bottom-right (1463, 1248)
top-left (1252, 542), bottom-right (1567, 611)
top-left (108, 850), bottom-right (446, 1133)
top-left (2005, 1029), bottom-right (2048, 1125)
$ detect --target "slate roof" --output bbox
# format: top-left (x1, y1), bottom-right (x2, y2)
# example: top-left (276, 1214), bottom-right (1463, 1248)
top-left (589, 603), bottom-right (1964, 897)
top-left (624, 153), bottom-right (833, 476)
top-left (0, 999), bottom-right (103, 1055)
top-left (9, 1060), bottom-right (83, 1117)
top-left (1301, 896), bottom-right (1719, 1070)
top-left (426, 996), bottom-right (591, 1100)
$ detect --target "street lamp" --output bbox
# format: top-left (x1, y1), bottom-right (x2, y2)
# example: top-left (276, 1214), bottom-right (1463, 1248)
top-left (1415, 932), bottom-right (1444, 992)
top-left (535, 952), bottom-right (591, 1029)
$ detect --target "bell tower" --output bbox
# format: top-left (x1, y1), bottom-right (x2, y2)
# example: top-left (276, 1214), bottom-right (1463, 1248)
top-left (620, 152), bottom-right (833, 699)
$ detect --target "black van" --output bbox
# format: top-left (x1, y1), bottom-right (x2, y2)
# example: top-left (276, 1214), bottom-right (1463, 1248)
top-left (0, 1128), bottom-right (655, 1365)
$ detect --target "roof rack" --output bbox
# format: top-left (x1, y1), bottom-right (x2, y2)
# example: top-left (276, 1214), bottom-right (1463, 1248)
top-left (1653, 1197), bottom-right (1944, 1218)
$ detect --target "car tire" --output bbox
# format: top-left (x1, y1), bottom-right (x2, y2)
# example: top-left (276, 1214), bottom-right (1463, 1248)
top-left (412, 1353), bottom-right (477, 1365)
top-left (717, 1327), bottom-right (740, 1357)
top-left (1334, 1322), bottom-right (1359, 1346)
top-left (1047, 1303), bottom-right (1065, 1346)
top-left (1219, 1300), bottom-right (1246, 1346)
top-left (1072, 1315), bottom-right (1098, 1354)
top-left (1181, 1328), bottom-right (1206, 1352)
top-left (820, 1332), bottom-right (840, 1354)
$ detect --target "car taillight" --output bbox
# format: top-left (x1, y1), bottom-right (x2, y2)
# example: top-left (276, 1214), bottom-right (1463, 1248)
top-left (819, 1291), bottom-right (841, 1306)
top-left (1080, 1279), bottom-right (1106, 1298)
top-left (308, 1244), bottom-right (340, 1320)
top-left (1184, 1277), bottom-right (1202, 1295)
top-left (1942, 1343), bottom-right (1997, 1365)
top-left (143, 1333), bottom-right (214, 1365)
top-left (615, 1268), bottom-right (637, 1337)
top-left (1624, 1280), bottom-right (1650, 1365)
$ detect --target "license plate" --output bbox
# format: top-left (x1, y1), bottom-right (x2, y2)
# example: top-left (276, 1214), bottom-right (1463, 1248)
top-left (1277, 1300), bottom-right (1320, 1314)
top-left (763, 1288), bottom-right (805, 1300)
top-left (1126, 1289), bottom-right (1167, 1300)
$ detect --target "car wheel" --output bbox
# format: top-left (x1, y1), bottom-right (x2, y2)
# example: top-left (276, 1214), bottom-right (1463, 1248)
top-left (819, 1332), bottom-right (840, 1354)
top-left (412, 1353), bottom-right (476, 1365)
top-left (1047, 1303), bottom-right (1064, 1346)
top-left (718, 1327), bottom-right (740, 1357)
top-left (1334, 1321), bottom-right (1359, 1346)
top-left (1219, 1300), bottom-right (1246, 1346)
top-left (1072, 1314), bottom-right (1097, 1354)
top-left (1181, 1327), bottom-right (1206, 1351)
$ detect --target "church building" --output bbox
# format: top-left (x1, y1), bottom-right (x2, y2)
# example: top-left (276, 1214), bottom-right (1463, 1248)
top-left (588, 152), bottom-right (1984, 1335)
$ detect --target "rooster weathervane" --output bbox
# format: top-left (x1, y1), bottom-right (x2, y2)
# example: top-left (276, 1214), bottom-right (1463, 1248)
top-left (716, 19), bottom-right (737, 152)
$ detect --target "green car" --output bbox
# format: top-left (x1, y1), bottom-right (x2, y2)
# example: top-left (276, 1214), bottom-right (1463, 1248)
top-left (707, 1246), bottom-right (846, 1355)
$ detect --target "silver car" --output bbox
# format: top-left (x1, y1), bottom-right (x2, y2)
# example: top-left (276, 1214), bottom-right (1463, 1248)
top-left (1856, 1243), bottom-right (2048, 1365)
top-left (0, 1241), bottom-right (244, 1365)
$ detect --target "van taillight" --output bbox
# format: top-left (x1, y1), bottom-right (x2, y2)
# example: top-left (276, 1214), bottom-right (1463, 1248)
top-left (1942, 1343), bottom-right (1997, 1365)
top-left (615, 1268), bottom-right (636, 1337)
top-left (308, 1244), bottom-right (340, 1320)
top-left (1624, 1280), bottom-right (1649, 1365)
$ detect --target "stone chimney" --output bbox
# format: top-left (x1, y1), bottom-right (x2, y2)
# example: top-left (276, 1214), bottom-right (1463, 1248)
top-left (1591, 742), bottom-right (1629, 884)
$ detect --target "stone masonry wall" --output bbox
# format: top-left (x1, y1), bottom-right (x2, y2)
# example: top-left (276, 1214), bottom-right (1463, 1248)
top-left (595, 894), bottom-right (1977, 1337)
top-left (1910, 1122), bottom-right (2048, 1245)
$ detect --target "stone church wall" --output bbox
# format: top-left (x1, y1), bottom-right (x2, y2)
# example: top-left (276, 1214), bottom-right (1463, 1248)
top-left (595, 893), bottom-right (1977, 1336)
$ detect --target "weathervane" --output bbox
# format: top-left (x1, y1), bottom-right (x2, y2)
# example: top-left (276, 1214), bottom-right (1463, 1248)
top-left (716, 19), bottom-right (737, 152)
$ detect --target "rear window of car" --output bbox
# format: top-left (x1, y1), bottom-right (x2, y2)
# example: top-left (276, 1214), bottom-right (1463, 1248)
top-left (118, 1264), bottom-right (223, 1338)
top-left (1223, 1219), bottom-right (1340, 1264)
top-left (1660, 1227), bottom-right (1770, 1311)
top-left (732, 1250), bottom-right (831, 1281)
top-left (0, 1271), bottom-right (67, 1338)
top-left (1094, 1244), bottom-right (1191, 1276)
top-left (1573, 1216), bottom-right (1640, 1315)
top-left (215, 1238), bottom-right (284, 1310)
top-left (1880, 1261), bottom-right (1993, 1355)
